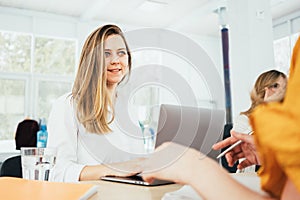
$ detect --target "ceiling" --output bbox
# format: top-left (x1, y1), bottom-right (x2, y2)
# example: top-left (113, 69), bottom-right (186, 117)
top-left (0, 0), bottom-right (299, 36)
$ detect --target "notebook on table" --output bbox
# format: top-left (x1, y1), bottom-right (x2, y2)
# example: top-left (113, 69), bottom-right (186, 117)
top-left (101, 174), bottom-right (172, 186)
top-left (101, 104), bottom-right (225, 186)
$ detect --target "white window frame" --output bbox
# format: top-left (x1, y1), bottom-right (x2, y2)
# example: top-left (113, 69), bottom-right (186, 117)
top-left (0, 31), bottom-right (76, 153)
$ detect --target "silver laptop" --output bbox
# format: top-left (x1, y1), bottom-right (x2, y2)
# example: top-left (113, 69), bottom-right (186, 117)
top-left (101, 104), bottom-right (225, 186)
top-left (155, 104), bottom-right (224, 159)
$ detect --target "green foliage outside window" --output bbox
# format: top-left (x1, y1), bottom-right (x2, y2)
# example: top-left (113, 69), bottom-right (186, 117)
top-left (0, 32), bottom-right (31, 73)
top-left (0, 79), bottom-right (25, 140)
top-left (0, 31), bottom-right (76, 141)
top-left (34, 37), bottom-right (75, 75)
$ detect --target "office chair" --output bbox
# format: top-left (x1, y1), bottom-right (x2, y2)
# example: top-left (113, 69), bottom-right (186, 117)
top-left (221, 123), bottom-right (238, 173)
top-left (0, 119), bottom-right (39, 178)
top-left (0, 155), bottom-right (22, 178)
top-left (15, 119), bottom-right (39, 150)
top-left (0, 119), bottom-right (38, 178)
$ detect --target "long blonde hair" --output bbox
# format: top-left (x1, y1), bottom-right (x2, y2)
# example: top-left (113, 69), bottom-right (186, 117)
top-left (241, 70), bottom-right (286, 116)
top-left (72, 25), bottom-right (132, 134)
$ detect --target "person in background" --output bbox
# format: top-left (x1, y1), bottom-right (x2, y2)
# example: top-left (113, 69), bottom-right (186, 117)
top-left (233, 69), bottom-right (287, 173)
top-left (47, 24), bottom-right (144, 182)
top-left (142, 36), bottom-right (300, 199)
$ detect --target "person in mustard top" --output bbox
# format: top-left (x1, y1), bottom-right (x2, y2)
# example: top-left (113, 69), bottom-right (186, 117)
top-left (250, 34), bottom-right (300, 197)
top-left (141, 36), bottom-right (300, 199)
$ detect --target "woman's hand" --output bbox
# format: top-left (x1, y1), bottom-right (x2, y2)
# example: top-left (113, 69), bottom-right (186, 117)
top-left (264, 82), bottom-right (286, 102)
top-left (79, 157), bottom-right (145, 181)
top-left (212, 131), bottom-right (260, 169)
top-left (141, 142), bottom-right (209, 185)
top-left (103, 157), bottom-right (145, 177)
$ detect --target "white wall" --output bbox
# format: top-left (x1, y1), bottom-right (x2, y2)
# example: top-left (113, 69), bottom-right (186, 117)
top-left (228, 0), bottom-right (275, 119)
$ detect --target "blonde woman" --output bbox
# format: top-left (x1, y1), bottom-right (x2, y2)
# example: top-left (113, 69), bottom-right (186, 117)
top-left (233, 69), bottom-right (287, 172)
top-left (47, 25), bottom-right (144, 182)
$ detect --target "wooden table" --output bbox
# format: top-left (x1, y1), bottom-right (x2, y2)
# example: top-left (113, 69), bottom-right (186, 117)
top-left (81, 180), bottom-right (183, 200)
top-left (81, 173), bottom-right (265, 199)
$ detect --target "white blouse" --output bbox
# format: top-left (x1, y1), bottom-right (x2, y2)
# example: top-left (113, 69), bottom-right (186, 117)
top-left (47, 93), bottom-right (145, 182)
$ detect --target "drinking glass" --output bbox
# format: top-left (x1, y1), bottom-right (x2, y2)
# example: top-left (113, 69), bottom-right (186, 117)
top-left (21, 147), bottom-right (56, 181)
top-left (137, 105), bottom-right (159, 154)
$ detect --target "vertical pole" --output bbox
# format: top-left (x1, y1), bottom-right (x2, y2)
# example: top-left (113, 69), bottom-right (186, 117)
top-left (221, 27), bottom-right (232, 124)
top-left (217, 7), bottom-right (237, 173)
top-left (218, 6), bottom-right (232, 124)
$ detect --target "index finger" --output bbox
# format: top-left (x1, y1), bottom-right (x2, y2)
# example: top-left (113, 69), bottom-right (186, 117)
top-left (212, 136), bottom-right (239, 150)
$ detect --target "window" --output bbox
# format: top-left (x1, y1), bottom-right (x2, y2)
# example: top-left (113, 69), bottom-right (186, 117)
top-left (36, 80), bottom-right (72, 118)
top-left (274, 36), bottom-right (291, 73)
top-left (274, 32), bottom-right (299, 74)
top-left (0, 31), bottom-right (76, 143)
top-left (34, 37), bottom-right (75, 75)
top-left (273, 11), bottom-right (300, 74)
top-left (0, 78), bottom-right (25, 140)
top-left (0, 32), bottom-right (31, 73)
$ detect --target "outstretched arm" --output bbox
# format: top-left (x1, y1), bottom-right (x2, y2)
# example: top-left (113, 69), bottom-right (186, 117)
top-left (142, 142), bottom-right (271, 200)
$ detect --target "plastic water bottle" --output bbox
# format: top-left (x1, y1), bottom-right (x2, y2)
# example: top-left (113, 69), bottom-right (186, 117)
top-left (37, 118), bottom-right (48, 148)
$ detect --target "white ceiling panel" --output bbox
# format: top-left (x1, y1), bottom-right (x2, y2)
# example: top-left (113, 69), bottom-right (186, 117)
top-left (0, 0), bottom-right (299, 36)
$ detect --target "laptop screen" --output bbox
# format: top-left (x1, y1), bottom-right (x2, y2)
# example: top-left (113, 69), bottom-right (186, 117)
top-left (155, 104), bottom-right (225, 159)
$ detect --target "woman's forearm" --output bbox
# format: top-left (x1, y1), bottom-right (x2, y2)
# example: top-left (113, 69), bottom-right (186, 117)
top-left (79, 165), bottom-right (108, 181)
top-left (79, 158), bottom-right (144, 181)
top-left (188, 157), bottom-right (273, 200)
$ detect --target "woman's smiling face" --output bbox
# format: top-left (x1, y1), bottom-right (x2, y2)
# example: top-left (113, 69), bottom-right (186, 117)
top-left (104, 34), bottom-right (129, 88)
